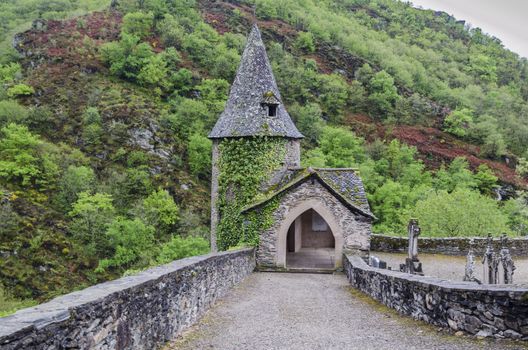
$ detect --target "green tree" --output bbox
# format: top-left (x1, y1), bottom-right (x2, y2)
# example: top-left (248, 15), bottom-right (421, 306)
top-left (163, 98), bottom-right (210, 137)
top-left (255, 0), bottom-right (278, 19)
top-left (197, 78), bottom-right (229, 115)
top-left (413, 188), bottom-right (509, 237)
top-left (133, 188), bottom-right (179, 239)
top-left (137, 54), bottom-right (169, 89)
top-left (473, 164), bottom-right (498, 196)
top-left (158, 14), bottom-right (185, 47)
top-left (305, 126), bottom-right (364, 168)
top-left (481, 132), bottom-right (506, 159)
top-left (370, 180), bottom-right (414, 234)
top-left (295, 32), bottom-right (315, 52)
top-left (68, 192), bottom-right (115, 257)
top-left (188, 133), bottom-right (212, 177)
top-left (7, 84), bottom-right (34, 98)
top-left (289, 103), bottom-right (324, 144)
top-left (434, 157), bottom-right (476, 192)
top-left (317, 74), bottom-right (349, 122)
top-left (444, 108), bottom-right (473, 137)
top-left (0, 100), bottom-right (28, 128)
top-left (502, 193), bottom-right (528, 236)
top-left (0, 124), bottom-right (41, 187)
top-left (100, 33), bottom-right (154, 80)
top-left (516, 157), bottom-right (528, 178)
top-left (0, 199), bottom-right (20, 238)
top-left (366, 70), bottom-right (400, 119)
top-left (106, 167), bottom-right (153, 210)
top-left (97, 218), bottom-right (155, 272)
top-left (82, 107), bottom-right (103, 146)
top-left (0, 63), bottom-right (21, 84)
top-left (469, 54), bottom-right (497, 83)
top-left (122, 12), bottom-right (154, 40)
top-left (57, 165), bottom-right (96, 211)
top-left (157, 235), bottom-right (209, 264)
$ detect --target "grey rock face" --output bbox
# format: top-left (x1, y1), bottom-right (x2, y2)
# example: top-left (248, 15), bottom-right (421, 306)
top-left (343, 254), bottom-right (528, 340)
top-left (208, 25), bottom-right (303, 139)
top-left (128, 128), bottom-right (154, 151)
top-left (0, 249), bottom-right (255, 350)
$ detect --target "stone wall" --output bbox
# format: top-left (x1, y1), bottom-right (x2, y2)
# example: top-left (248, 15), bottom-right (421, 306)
top-left (344, 254), bottom-right (528, 340)
top-left (0, 249), bottom-right (255, 350)
top-left (371, 234), bottom-right (528, 256)
top-left (258, 180), bottom-right (371, 268)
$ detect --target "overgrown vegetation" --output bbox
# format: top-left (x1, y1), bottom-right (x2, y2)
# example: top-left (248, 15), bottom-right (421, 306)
top-left (1, 0), bottom-right (528, 314)
top-left (217, 138), bottom-right (286, 249)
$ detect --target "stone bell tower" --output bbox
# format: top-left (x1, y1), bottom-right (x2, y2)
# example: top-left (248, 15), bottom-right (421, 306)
top-left (208, 24), bottom-right (303, 251)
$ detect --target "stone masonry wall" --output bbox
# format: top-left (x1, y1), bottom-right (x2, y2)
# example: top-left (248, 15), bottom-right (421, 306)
top-left (344, 254), bottom-right (528, 340)
top-left (371, 234), bottom-right (528, 256)
top-left (258, 180), bottom-right (371, 267)
top-left (0, 249), bottom-right (255, 350)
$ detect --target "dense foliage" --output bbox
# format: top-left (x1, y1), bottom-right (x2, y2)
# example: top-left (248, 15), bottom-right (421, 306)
top-left (249, 0), bottom-right (528, 159)
top-left (1, 0), bottom-right (528, 313)
top-left (217, 138), bottom-right (286, 249)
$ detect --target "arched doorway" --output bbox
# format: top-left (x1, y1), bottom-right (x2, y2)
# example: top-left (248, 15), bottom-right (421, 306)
top-left (277, 199), bottom-right (344, 269)
top-left (286, 209), bottom-right (335, 269)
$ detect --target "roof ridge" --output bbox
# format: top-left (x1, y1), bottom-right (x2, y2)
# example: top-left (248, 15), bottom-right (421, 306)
top-left (241, 171), bottom-right (375, 219)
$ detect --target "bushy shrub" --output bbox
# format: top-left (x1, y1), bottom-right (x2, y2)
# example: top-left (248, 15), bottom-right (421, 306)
top-left (56, 165), bottom-right (96, 211)
top-left (96, 218), bottom-right (155, 272)
top-left (157, 235), bottom-right (209, 264)
top-left (413, 188), bottom-right (509, 237)
top-left (0, 100), bottom-right (28, 128)
top-left (68, 192), bottom-right (115, 257)
top-left (122, 12), bottom-right (154, 39)
top-left (188, 133), bottom-right (212, 177)
top-left (295, 32), bottom-right (315, 52)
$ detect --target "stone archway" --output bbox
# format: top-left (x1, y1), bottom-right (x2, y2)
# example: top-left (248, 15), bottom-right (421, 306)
top-left (277, 199), bottom-right (344, 269)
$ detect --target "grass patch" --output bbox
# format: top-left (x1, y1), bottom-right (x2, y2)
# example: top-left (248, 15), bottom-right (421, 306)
top-left (0, 286), bottom-right (37, 318)
top-left (347, 286), bottom-right (528, 349)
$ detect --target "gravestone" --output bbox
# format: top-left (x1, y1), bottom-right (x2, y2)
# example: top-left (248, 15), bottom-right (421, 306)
top-left (463, 239), bottom-right (479, 283)
top-left (399, 219), bottom-right (423, 275)
top-left (482, 233), bottom-right (515, 285)
top-left (482, 233), bottom-right (497, 284)
top-left (498, 234), bottom-right (515, 284)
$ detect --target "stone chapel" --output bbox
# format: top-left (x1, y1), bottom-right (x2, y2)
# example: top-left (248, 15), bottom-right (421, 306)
top-left (209, 25), bottom-right (374, 270)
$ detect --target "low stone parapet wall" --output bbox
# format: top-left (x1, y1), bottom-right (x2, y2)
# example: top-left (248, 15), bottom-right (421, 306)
top-left (344, 254), bottom-right (528, 340)
top-left (371, 234), bottom-right (528, 256)
top-left (0, 248), bottom-right (255, 350)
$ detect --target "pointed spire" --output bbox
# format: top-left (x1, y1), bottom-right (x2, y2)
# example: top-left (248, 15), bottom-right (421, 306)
top-left (209, 25), bottom-right (303, 139)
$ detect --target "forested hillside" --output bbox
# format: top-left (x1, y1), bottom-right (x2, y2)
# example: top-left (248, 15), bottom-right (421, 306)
top-left (1, 0), bottom-right (528, 312)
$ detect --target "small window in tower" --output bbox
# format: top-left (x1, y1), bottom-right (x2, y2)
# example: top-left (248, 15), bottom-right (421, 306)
top-left (268, 105), bottom-right (277, 117)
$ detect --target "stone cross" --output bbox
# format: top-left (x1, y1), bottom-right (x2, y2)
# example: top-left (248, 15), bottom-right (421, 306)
top-left (463, 238), bottom-right (478, 282)
top-left (408, 218), bottom-right (421, 261)
top-left (399, 219), bottom-right (423, 275)
top-left (482, 233), bottom-right (496, 284)
top-left (498, 234), bottom-right (515, 284)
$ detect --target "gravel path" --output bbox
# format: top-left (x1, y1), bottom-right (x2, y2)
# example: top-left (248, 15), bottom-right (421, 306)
top-left (164, 273), bottom-right (527, 350)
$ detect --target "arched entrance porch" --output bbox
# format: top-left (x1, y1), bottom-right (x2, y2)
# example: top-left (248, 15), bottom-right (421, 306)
top-left (277, 199), bottom-right (343, 270)
top-left (286, 209), bottom-right (335, 269)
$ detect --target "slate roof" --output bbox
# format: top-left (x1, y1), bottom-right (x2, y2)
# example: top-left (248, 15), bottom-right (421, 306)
top-left (208, 25), bottom-right (303, 139)
top-left (242, 168), bottom-right (375, 219)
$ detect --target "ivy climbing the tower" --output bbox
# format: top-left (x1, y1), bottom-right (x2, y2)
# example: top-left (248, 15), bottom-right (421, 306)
top-left (216, 137), bottom-right (287, 250)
